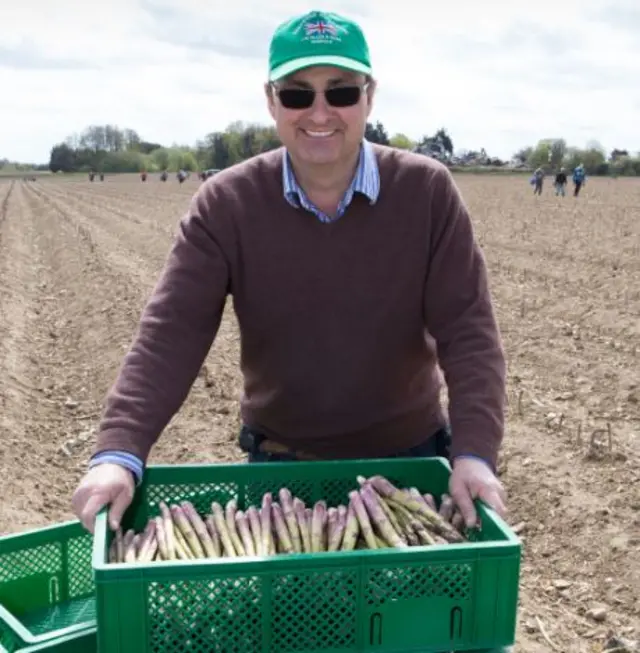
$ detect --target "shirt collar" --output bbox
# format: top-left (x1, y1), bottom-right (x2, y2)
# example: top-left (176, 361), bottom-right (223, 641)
top-left (282, 138), bottom-right (380, 208)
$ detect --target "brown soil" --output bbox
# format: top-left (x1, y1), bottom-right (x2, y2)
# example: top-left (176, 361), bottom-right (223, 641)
top-left (0, 173), bottom-right (638, 652)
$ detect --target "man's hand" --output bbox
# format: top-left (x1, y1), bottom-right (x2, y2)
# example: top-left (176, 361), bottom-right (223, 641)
top-left (71, 464), bottom-right (135, 534)
top-left (449, 457), bottom-right (507, 528)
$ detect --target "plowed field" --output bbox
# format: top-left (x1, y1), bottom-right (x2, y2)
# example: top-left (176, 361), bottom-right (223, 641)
top-left (0, 173), bottom-right (638, 652)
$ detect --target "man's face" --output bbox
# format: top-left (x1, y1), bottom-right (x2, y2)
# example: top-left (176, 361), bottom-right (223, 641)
top-left (266, 65), bottom-right (375, 167)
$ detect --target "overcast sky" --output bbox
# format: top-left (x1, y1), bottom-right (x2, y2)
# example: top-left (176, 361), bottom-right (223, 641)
top-left (0, 0), bottom-right (636, 163)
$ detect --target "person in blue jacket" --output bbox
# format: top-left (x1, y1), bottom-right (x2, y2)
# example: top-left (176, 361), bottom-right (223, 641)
top-left (572, 164), bottom-right (586, 197)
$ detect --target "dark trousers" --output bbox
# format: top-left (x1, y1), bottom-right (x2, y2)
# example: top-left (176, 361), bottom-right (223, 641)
top-left (239, 424), bottom-right (452, 463)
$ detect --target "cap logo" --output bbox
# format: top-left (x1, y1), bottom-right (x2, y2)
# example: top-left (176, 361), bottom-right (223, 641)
top-left (295, 18), bottom-right (348, 44)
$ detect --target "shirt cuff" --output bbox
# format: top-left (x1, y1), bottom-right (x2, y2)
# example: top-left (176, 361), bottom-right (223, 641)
top-left (453, 454), bottom-right (494, 471)
top-left (89, 451), bottom-right (145, 485)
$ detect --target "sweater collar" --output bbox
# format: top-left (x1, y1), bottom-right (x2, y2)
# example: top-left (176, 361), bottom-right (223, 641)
top-left (282, 138), bottom-right (380, 210)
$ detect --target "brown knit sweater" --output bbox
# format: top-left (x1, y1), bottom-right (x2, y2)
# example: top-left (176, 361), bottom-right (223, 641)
top-left (94, 145), bottom-right (506, 467)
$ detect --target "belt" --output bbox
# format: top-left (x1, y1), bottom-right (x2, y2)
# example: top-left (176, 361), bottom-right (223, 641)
top-left (256, 439), bottom-right (321, 461)
top-left (239, 426), bottom-right (322, 460)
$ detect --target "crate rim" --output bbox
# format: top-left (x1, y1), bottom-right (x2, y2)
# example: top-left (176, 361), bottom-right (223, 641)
top-left (0, 625), bottom-right (97, 653)
top-left (92, 458), bottom-right (522, 573)
top-left (0, 603), bottom-right (94, 647)
top-left (0, 520), bottom-right (85, 554)
top-left (0, 519), bottom-right (96, 648)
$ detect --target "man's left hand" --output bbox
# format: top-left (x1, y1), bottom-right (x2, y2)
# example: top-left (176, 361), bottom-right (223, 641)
top-left (449, 457), bottom-right (507, 529)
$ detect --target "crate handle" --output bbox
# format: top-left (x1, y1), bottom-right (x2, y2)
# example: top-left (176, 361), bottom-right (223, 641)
top-left (49, 576), bottom-right (60, 604)
top-left (369, 612), bottom-right (383, 646)
top-left (449, 606), bottom-right (463, 639)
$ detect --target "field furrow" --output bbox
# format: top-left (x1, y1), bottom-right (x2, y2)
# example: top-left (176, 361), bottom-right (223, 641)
top-left (0, 173), bottom-right (637, 652)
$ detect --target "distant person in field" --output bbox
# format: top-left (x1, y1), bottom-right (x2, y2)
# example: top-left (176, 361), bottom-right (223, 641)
top-left (572, 164), bottom-right (586, 196)
top-left (140, 171), bottom-right (147, 182)
top-left (72, 9), bottom-right (508, 537)
top-left (532, 167), bottom-right (544, 195)
top-left (554, 168), bottom-right (567, 197)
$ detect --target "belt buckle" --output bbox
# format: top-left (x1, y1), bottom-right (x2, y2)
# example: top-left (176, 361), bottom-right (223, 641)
top-left (239, 426), bottom-right (261, 453)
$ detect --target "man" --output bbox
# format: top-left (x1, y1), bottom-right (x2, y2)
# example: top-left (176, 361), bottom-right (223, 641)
top-left (72, 10), bottom-right (508, 536)
top-left (573, 163), bottom-right (586, 196)
top-left (554, 167), bottom-right (567, 197)
top-left (532, 167), bottom-right (544, 195)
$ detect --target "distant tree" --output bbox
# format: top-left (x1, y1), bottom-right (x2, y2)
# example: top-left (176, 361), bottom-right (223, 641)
top-left (137, 141), bottom-right (163, 154)
top-left (433, 128), bottom-right (453, 155)
top-left (528, 139), bottom-right (566, 168)
top-left (365, 121), bottom-right (390, 145)
top-left (513, 146), bottom-right (532, 164)
top-left (610, 148), bottom-right (628, 161)
top-left (389, 133), bottom-right (415, 150)
top-left (49, 143), bottom-right (76, 173)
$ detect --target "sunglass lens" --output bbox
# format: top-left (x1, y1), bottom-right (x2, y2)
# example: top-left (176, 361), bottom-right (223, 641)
top-left (325, 86), bottom-right (362, 107)
top-left (278, 89), bottom-right (314, 109)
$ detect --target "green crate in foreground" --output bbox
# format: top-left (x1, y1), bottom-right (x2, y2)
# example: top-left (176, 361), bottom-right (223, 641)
top-left (0, 520), bottom-right (96, 652)
top-left (0, 627), bottom-right (96, 653)
top-left (93, 457), bottom-right (522, 653)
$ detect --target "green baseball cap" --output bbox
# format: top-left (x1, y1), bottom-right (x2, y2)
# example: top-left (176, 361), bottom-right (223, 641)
top-left (268, 10), bottom-right (372, 82)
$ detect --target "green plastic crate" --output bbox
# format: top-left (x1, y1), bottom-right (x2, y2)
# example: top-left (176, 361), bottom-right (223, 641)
top-left (92, 458), bottom-right (522, 653)
top-left (0, 627), bottom-right (96, 653)
top-left (0, 520), bottom-right (96, 652)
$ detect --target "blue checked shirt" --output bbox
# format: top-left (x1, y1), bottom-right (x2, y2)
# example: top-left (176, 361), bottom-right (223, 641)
top-left (89, 139), bottom-right (487, 483)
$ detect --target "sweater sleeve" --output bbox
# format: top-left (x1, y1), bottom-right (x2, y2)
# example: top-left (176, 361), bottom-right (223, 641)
top-left (92, 185), bottom-right (230, 463)
top-left (423, 166), bottom-right (506, 469)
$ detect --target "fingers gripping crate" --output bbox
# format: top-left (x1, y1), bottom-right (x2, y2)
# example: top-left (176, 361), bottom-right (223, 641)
top-left (0, 520), bottom-right (96, 652)
top-left (93, 458), bottom-right (522, 653)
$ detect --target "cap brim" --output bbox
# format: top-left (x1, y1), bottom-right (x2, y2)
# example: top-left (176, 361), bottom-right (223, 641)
top-left (269, 55), bottom-right (372, 81)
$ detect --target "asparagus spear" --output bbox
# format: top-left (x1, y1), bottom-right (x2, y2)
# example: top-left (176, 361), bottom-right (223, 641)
top-left (279, 488), bottom-right (302, 553)
top-left (340, 501), bottom-right (360, 550)
top-left (154, 516), bottom-right (170, 561)
top-left (182, 501), bottom-right (218, 558)
top-left (328, 505), bottom-right (347, 552)
top-left (349, 491), bottom-right (377, 549)
top-left (137, 520), bottom-right (158, 562)
top-left (423, 493), bottom-right (438, 511)
top-left (376, 492), bottom-right (406, 542)
top-left (108, 537), bottom-right (117, 563)
top-left (437, 494), bottom-right (455, 522)
top-left (171, 505), bottom-right (206, 558)
top-left (272, 503), bottom-right (294, 554)
top-left (260, 493), bottom-right (274, 556)
top-left (121, 530), bottom-right (135, 563)
top-left (294, 498), bottom-right (311, 553)
top-left (211, 501), bottom-right (237, 557)
top-left (311, 501), bottom-right (327, 552)
top-left (374, 535), bottom-right (389, 548)
top-left (204, 515), bottom-right (222, 557)
top-left (159, 501), bottom-right (176, 560)
top-left (173, 528), bottom-right (194, 560)
top-left (368, 476), bottom-right (464, 543)
top-left (246, 506), bottom-right (263, 555)
top-left (236, 510), bottom-right (256, 556)
top-left (326, 507), bottom-right (338, 545)
top-left (115, 527), bottom-right (124, 563)
top-left (360, 485), bottom-right (408, 548)
top-left (225, 499), bottom-right (246, 556)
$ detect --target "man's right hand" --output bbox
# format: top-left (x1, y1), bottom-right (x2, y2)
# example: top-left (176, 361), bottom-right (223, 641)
top-left (72, 464), bottom-right (135, 534)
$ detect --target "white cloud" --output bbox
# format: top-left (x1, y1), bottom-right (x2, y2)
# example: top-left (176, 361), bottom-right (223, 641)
top-left (0, 0), bottom-right (636, 162)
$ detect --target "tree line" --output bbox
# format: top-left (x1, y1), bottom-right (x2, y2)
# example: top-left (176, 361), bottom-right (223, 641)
top-left (512, 139), bottom-right (640, 177)
top-left (8, 123), bottom-right (639, 177)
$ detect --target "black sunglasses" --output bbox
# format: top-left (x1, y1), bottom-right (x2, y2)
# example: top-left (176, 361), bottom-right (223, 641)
top-left (274, 83), bottom-right (368, 110)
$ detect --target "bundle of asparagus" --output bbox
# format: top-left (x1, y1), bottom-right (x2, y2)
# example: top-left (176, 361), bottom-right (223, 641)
top-left (108, 475), bottom-right (472, 564)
